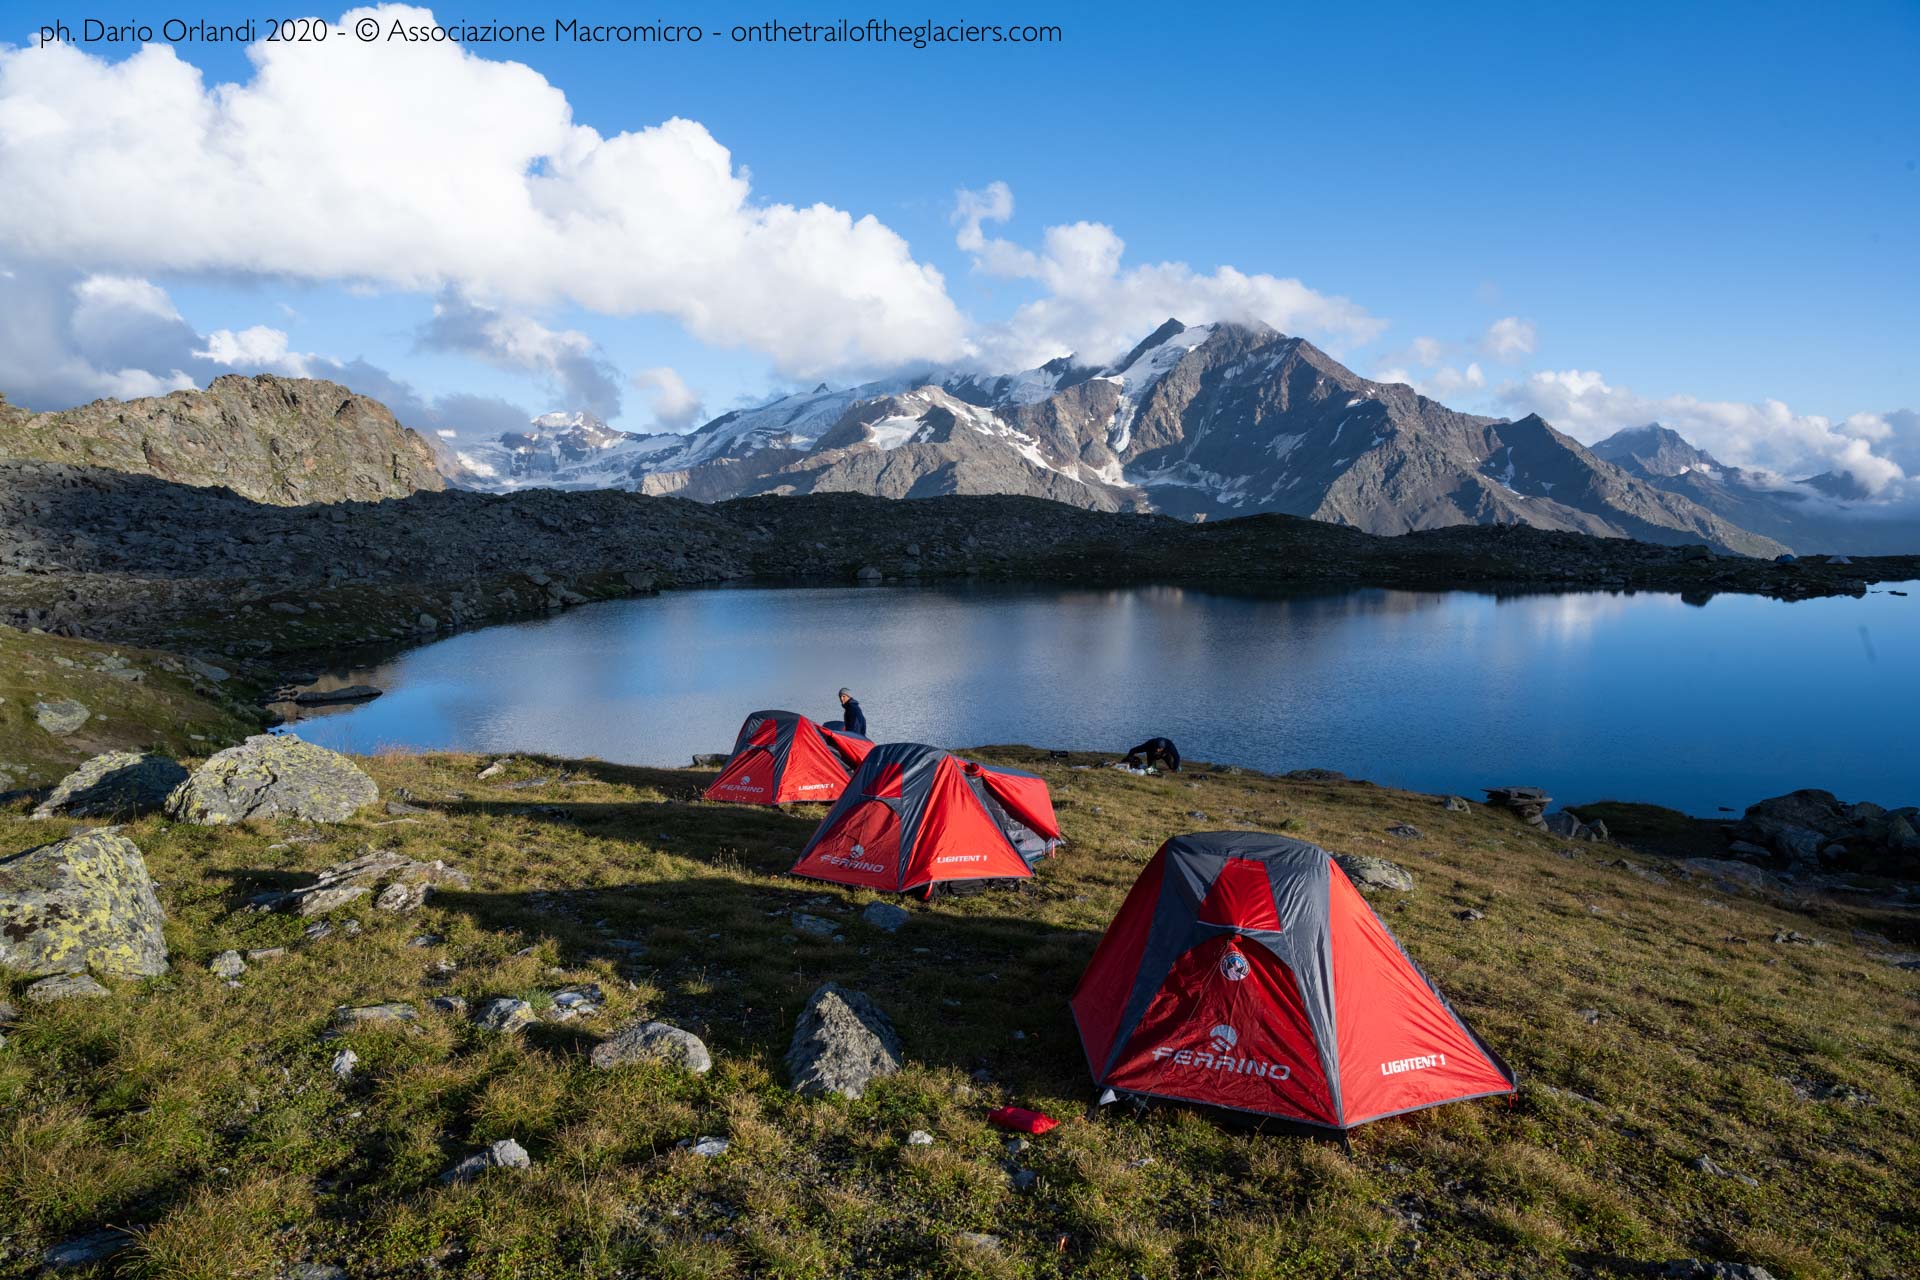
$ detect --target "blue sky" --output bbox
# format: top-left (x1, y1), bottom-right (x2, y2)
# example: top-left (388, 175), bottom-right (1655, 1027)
top-left (0, 0), bottom-right (1914, 484)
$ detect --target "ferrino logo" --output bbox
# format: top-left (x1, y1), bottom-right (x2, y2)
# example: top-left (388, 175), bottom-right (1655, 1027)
top-left (1380, 1053), bottom-right (1447, 1076)
top-left (821, 842), bottom-right (885, 873)
top-left (1151, 1023), bottom-right (1291, 1079)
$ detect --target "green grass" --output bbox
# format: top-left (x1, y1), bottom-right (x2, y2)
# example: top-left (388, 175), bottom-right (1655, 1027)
top-left (1, 750), bottom-right (1915, 1278)
top-left (0, 626), bottom-right (261, 791)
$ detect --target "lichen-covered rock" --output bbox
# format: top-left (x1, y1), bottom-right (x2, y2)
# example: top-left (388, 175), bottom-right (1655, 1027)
top-left (32, 699), bottom-right (90, 736)
top-left (34, 751), bottom-right (189, 820)
top-left (0, 828), bottom-right (168, 977)
top-left (591, 1019), bottom-right (713, 1073)
top-left (166, 734), bottom-right (377, 825)
top-left (785, 982), bottom-right (903, 1099)
top-left (1333, 852), bottom-right (1415, 893)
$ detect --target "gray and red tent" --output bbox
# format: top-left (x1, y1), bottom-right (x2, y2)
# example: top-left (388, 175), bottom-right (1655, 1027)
top-left (1072, 832), bottom-right (1514, 1130)
top-left (703, 710), bottom-right (874, 806)
top-left (790, 743), bottom-right (1062, 894)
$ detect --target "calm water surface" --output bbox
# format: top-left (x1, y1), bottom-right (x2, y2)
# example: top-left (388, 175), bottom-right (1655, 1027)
top-left (289, 583), bottom-right (1919, 816)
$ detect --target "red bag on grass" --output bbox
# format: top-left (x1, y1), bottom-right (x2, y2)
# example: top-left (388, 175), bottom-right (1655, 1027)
top-left (987, 1106), bottom-right (1059, 1134)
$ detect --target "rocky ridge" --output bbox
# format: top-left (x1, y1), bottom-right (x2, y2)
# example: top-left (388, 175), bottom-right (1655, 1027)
top-left (0, 375), bottom-right (444, 505)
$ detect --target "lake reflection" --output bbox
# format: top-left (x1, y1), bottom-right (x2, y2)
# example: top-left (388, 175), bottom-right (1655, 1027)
top-left (288, 583), bottom-right (1920, 816)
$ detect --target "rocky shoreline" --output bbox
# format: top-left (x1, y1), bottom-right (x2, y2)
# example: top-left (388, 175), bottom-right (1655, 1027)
top-left (4, 462), bottom-right (1913, 677)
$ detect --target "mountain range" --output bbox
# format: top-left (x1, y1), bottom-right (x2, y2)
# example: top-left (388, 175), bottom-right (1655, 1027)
top-left (4, 320), bottom-right (1910, 555)
top-left (446, 319), bottom-right (1818, 556)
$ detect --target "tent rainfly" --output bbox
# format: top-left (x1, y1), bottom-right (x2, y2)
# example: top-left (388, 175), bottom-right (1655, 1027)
top-left (790, 742), bottom-right (1061, 895)
top-left (703, 710), bottom-right (873, 806)
top-left (1072, 831), bottom-right (1514, 1130)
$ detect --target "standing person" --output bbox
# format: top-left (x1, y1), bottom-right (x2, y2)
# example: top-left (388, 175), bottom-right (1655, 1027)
top-left (1122, 737), bottom-right (1181, 772)
top-left (835, 687), bottom-right (867, 737)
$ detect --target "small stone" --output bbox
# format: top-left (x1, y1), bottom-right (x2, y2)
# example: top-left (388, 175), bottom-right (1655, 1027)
top-left (792, 912), bottom-right (838, 940)
top-left (427, 995), bottom-right (468, 1016)
top-left (304, 921), bottom-right (334, 940)
top-left (477, 760), bottom-right (508, 779)
top-left (42, 1228), bottom-right (133, 1269)
top-left (26, 972), bottom-right (109, 1002)
top-left (246, 947), bottom-right (286, 962)
top-left (209, 950), bottom-right (246, 979)
top-left (1689, 1154), bottom-right (1759, 1187)
top-left (952, 1231), bottom-right (1002, 1252)
top-left (1771, 929), bottom-right (1822, 947)
top-left (1442, 795), bottom-right (1469, 811)
top-left (472, 997), bottom-right (536, 1034)
top-left (285, 1265), bottom-right (350, 1280)
top-left (862, 901), bottom-right (910, 932)
top-left (906, 1130), bottom-right (934, 1146)
top-left (1010, 1168), bottom-right (1038, 1191)
top-left (684, 1135), bottom-right (730, 1157)
top-left (408, 935), bottom-right (443, 948)
top-left (331, 1048), bottom-right (359, 1079)
top-left (1386, 823), bottom-right (1423, 839)
top-left (1576, 1008), bottom-right (1601, 1025)
top-left (333, 1002), bottom-right (416, 1026)
top-left (1456, 908), bottom-right (1486, 922)
top-left (440, 1137), bottom-right (531, 1183)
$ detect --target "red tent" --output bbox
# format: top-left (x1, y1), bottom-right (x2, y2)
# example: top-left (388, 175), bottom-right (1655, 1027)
top-left (703, 710), bottom-right (873, 806)
top-left (1072, 832), bottom-right (1514, 1130)
top-left (790, 743), bottom-right (1062, 894)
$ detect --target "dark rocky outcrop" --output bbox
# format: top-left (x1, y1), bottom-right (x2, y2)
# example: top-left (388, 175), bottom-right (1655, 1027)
top-left (1729, 789), bottom-right (1919, 877)
top-left (33, 751), bottom-right (188, 819)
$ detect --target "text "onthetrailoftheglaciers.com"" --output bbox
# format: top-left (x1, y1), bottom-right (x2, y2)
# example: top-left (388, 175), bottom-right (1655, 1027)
top-left (29, 16), bottom-right (1065, 50)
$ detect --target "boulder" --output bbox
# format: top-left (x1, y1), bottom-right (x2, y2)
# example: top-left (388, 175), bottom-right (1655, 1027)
top-left (591, 1019), bottom-right (713, 1073)
top-left (1679, 859), bottom-right (1781, 894)
top-left (33, 751), bottom-right (189, 820)
top-left (785, 982), bottom-right (904, 1099)
top-left (1484, 786), bottom-right (1551, 824)
top-left (333, 1002), bottom-right (417, 1026)
top-left (166, 734), bottom-right (378, 824)
top-left (32, 699), bottom-right (90, 735)
top-left (291, 684), bottom-right (383, 705)
top-left (0, 828), bottom-right (168, 977)
top-left (209, 950), bottom-right (246, 979)
top-left (855, 565), bottom-right (883, 584)
top-left (1333, 852), bottom-right (1414, 893)
top-left (27, 972), bottom-right (111, 1002)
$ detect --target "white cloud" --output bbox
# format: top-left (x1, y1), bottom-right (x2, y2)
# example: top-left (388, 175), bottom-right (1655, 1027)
top-left (0, 7), bottom-right (968, 379)
top-left (416, 295), bottom-right (621, 417)
top-left (1500, 369), bottom-right (1912, 495)
top-left (1408, 336), bottom-right (1447, 366)
top-left (1482, 316), bottom-right (1536, 360)
top-left (1373, 361), bottom-right (1484, 399)
top-left (631, 366), bottom-right (704, 430)
top-left (952, 182), bottom-right (1386, 369)
top-left (194, 324), bottom-right (316, 375)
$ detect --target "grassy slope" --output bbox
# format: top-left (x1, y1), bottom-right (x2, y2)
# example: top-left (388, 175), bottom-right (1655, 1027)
top-left (0, 627), bottom-right (261, 790)
top-left (0, 751), bottom-right (1914, 1279)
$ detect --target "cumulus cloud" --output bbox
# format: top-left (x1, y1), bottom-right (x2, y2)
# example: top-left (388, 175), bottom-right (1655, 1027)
top-left (631, 366), bottom-right (704, 430)
top-left (416, 295), bottom-right (621, 419)
top-left (0, 6), bottom-right (968, 378)
top-left (952, 182), bottom-right (1386, 369)
top-left (194, 325), bottom-right (317, 375)
top-left (1500, 368), bottom-right (1914, 496)
top-left (1373, 361), bottom-right (1485, 400)
top-left (1481, 316), bottom-right (1536, 360)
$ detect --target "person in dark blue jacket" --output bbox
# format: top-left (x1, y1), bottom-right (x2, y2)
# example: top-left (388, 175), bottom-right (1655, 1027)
top-left (1123, 737), bottom-right (1181, 772)
top-left (835, 687), bottom-right (867, 737)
